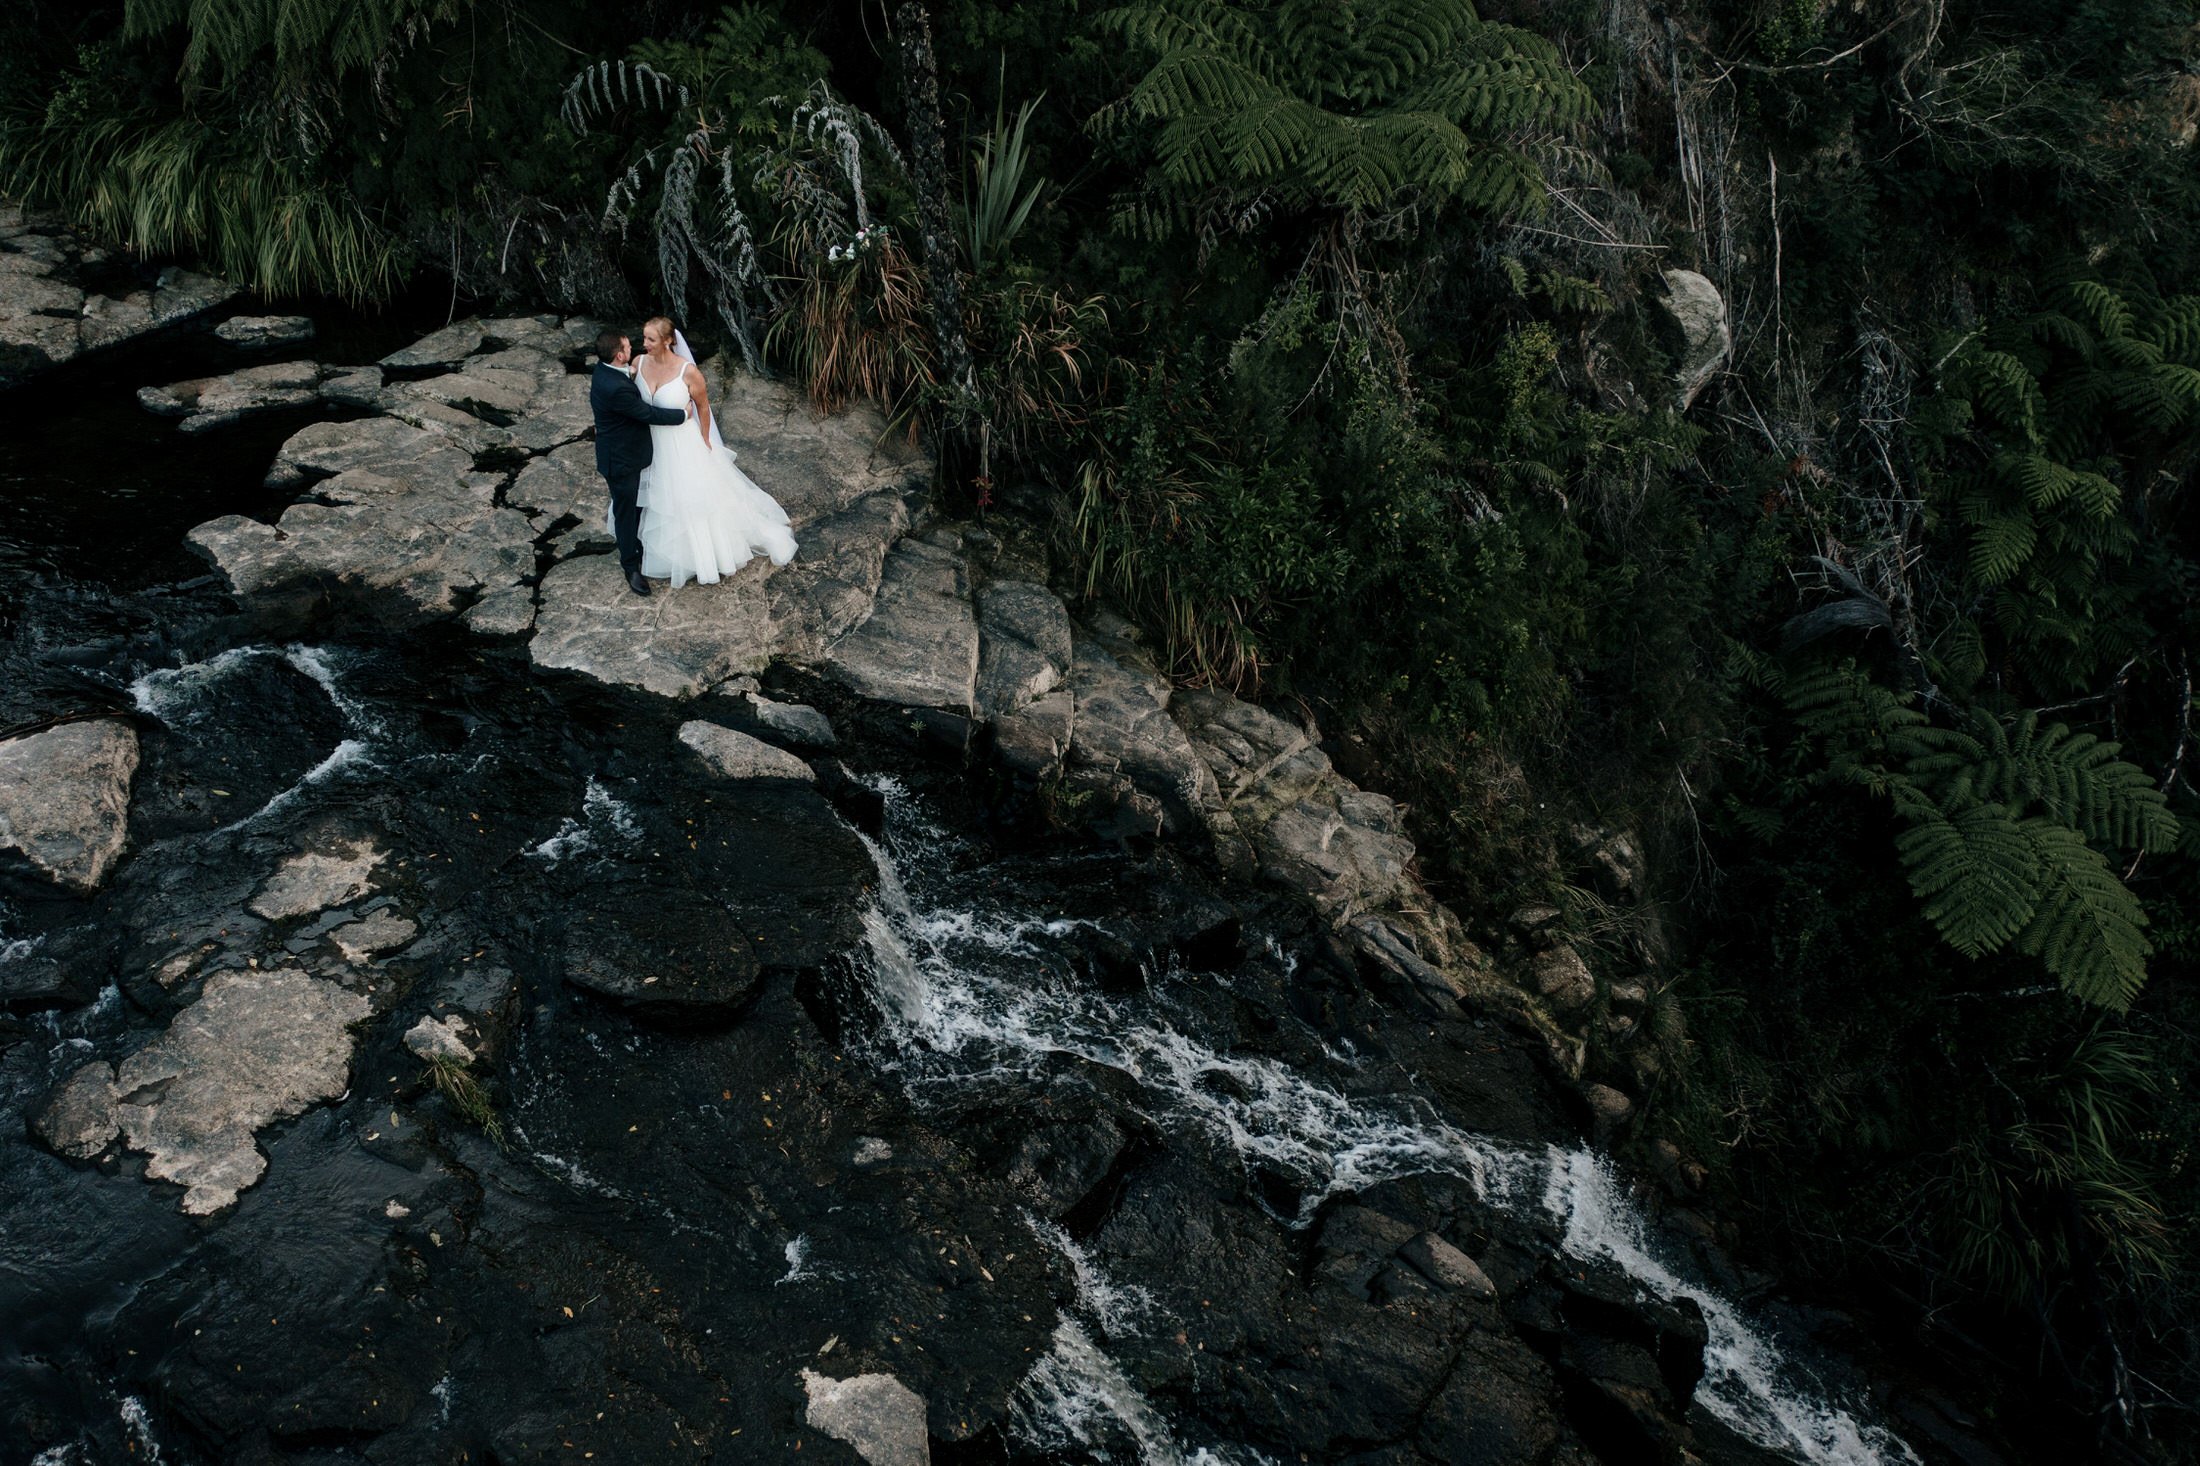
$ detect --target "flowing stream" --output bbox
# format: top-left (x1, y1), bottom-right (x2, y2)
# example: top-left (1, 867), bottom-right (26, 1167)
top-left (849, 780), bottom-right (1919, 1466)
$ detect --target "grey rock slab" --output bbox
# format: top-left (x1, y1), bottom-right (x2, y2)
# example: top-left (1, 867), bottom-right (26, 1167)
top-left (463, 584), bottom-right (538, 638)
top-left (107, 967), bottom-right (370, 1214)
top-left (191, 464), bottom-right (533, 619)
top-left (1171, 689), bottom-right (1330, 812)
top-left (318, 366), bottom-right (384, 408)
top-left (0, 720), bottom-right (139, 892)
top-left (139, 360), bottom-right (322, 431)
top-left (678, 720), bottom-right (815, 782)
top-left (150, 266), bottom-right (239, 325)
top-left (1063, 637), bottom-right (1218, 835)
top-left (1658, 269), bottom-right (1731, 411)
top-left (250, 840), bottom-right (385, 921)
top-left (734, 692), bottom-right (837, 749)
top-left (215, 314), bottom-right (315, 348)
top-left (507, 441), bottom-right (602, 524)
top-left (404, 1014), bottom-right (474, 1065)
top-left (530, 555), bottom-right (775, 699)
top-left (976, 580), bottom-right (1071, 719)
top-left (330, 910), bottom-right (418, 964)
top-left (35, 1060), bottom-right (121, 1160)
top-left (1255, 785), bottom-right (1414, 915)
top-left (763, 489), bottom-right (909, 662)
top-left (800, 1370), bottom-right (929, 1466)
top-left (994, 688), bottom-right (1075, 779)
top-left (823, 539), bottom-right (979, 711)
top-left (76, 291), bottom-right (153, 353)
top-left (269, 415), bottom-right (476, 484)
top-left (381, 320), bottom-right (487, 368)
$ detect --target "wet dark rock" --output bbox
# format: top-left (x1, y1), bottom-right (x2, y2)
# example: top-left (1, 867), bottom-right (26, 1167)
top-left (995, 1103), bottom-right (1127, 1217)
top-left (552, 786), bottom-right (872, 1020)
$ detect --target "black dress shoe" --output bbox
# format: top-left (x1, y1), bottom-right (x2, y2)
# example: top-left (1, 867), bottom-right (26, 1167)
top-left (626, 569), bottom-right (652, 597)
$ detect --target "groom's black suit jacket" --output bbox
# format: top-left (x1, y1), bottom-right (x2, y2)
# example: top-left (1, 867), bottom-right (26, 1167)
top-left (590, 362), bottom-right (686, 476)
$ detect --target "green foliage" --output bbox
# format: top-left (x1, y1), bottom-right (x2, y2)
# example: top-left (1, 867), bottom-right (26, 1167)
top-left (1925, 272), bottom-right (2200, 695)
top-left (122, 0), bottom-right (459, 86)
top-left (1093, 0), bottom-right (1590, 222)
top-left (1933, 1028), bottom-right (2172, 1301)
top-left (959, 80), bottom-right (1048, 273)
top-left (1, 87), bottom-right (402, 299)
top-left (1781, 660), bottom-right (2175, 1008)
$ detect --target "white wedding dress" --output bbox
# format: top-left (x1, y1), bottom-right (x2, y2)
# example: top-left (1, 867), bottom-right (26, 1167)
top-left (634, 366), bottom-right (797, 586)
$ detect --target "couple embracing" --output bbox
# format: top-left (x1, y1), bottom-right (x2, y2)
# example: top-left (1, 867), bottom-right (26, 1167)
top-left (588, 317), bottom-right (797, 597)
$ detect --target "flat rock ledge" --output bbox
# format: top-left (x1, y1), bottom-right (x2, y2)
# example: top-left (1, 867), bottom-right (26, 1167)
top-left (801, 1370), bottom-right (929, 1466)
top-left (1, 206), bottom-right (238, 389)
top-left (0, 719), bottom-right (139, 892)
top-left (35, 967), bottom-right (370, 1214)
top-left (175, 314), bottom-right (1582, 1052)
top-left (183, 314), bottom-right (927, 697)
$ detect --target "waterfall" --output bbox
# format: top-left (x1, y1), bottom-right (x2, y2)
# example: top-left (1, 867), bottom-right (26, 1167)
top-left (850, 777), bottom-right (1918, 1466)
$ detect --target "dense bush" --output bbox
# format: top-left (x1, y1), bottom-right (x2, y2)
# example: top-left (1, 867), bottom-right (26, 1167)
top-left (4, 0), bottom-right (2197, 1452)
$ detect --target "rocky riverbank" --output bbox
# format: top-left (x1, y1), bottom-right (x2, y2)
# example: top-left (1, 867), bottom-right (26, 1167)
top-left (0, 312), bottom-right (1945, 1466)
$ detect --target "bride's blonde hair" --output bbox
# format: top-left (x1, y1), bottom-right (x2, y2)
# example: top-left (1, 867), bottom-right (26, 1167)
top-left (644, 315), bottom-right (676, 350)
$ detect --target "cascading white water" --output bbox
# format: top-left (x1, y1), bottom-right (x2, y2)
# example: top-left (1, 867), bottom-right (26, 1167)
top-left (850, 778), bottom-right (1919, 1466)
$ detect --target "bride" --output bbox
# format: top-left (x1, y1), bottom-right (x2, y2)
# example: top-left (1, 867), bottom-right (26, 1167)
top-left (631, 316), bottom-right (797, 586)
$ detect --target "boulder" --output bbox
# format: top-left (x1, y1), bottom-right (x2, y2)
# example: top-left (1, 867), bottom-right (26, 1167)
top-left (404, 1014), bottom-right (474, 1066)
top-left (1655, 269), bottom-right (1730, 411)
top-left (975, 581), bottom-right (1072, 719)
top-left (215, 314), bottom-right (315, 348)
top-left (1399, 1231), bottom-right (1499, 1299)
top-left (75, 290), bottom-right (154, 354)
top-left (993, 688), bottom-right (1075, 779)
top-left (150, 266), bottom-right (239, 326)
top-left (0, 720), bottom-right (139, 892)
top-left (677, 720), bottom-right (816, 783)
top-left (824, 539), bottom-right (979, 711)
top-left (732, 692), bottom-right (837, 749)
top-left (1581, 1082), bottom-right (1635, 1133)
top-left (1529, 945), bottom-right (1596, 1013)
top-left (34, 1060), bottom-right (122, 1159)
top-left (1171, 689), bottom-right (1411, 913)
top-left (41, 968), bottom-right (369, 1213)
top-left (250, 840), bottom-right (384, 921)
top-left (800, 1370), bottom-right (929, 1466)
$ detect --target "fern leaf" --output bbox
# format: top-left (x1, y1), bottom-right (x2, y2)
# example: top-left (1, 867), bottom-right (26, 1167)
top-left (1894, 801), bottom-right (2041, 956)
top-left (2011, 819), bottom-right (2150, 1009)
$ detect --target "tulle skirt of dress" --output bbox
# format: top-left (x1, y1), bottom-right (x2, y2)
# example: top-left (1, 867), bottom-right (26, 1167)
top-left (637, 426), bottom-right (797, 587)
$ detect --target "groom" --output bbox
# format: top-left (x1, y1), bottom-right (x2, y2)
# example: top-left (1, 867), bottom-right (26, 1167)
top-left (590, 327), bottom-right (689, 597)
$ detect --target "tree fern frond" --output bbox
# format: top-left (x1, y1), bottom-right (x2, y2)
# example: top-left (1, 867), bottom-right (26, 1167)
top-left (2011, 819), bottom-right (2151, 1009)
top-left (1894, 801), bottom-right (2041, 957)
top-left (2067, 278), bottom-right (2136, 339)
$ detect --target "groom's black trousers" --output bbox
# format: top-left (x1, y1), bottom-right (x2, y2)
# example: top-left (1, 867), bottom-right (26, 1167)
top-left (605, 470), bottom-right (645, 573)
